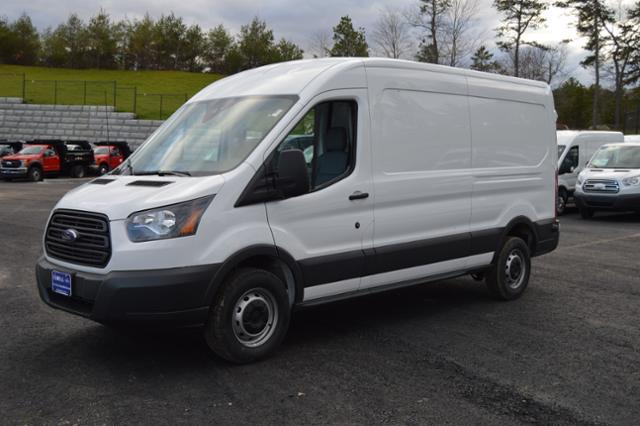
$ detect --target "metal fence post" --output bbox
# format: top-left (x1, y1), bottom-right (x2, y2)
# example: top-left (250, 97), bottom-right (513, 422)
top-left (83, 81), bottom-right (87, 105)
top-left (113, 81), bottom-right (117, 108)
top-left (133, 86), bottom-right (137, 115)
top-left (159, 95), bottom-right (164, 120)
top-left (21, 73), bottom-right (25, 100)
top-left (54, 80), bottom-right (57, 105)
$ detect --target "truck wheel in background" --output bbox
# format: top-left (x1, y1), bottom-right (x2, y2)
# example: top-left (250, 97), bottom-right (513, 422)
top-left (485, 237), bottom-right (531, 301)
top-left (98, 163), bottom-right (109, 175)
top-left (204, 267), bottom-right (291, 364)
top-left (557, 188), bottom-right (568, 215)
top-left (71, 165), bottom-right (86, 178)
top-left (579, 206), bottom-right (594, 219)
top-left (27, 166), bottom-right (43, 182)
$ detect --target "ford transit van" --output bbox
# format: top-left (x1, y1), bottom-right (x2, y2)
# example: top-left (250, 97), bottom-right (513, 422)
top-left (556, 131), bottom-right (624, 214)
top-left (574, 142), bottom-right (640, 218)
top-left (36, 58), bottom-right (559, 363)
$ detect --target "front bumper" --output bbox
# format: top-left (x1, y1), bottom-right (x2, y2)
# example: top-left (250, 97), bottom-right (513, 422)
top-left (574, 192), bottom-right (640, 211)
top-left (36, 256), bottom-right (220, 326)
top-left (1, 167), bottom-right (27, 178)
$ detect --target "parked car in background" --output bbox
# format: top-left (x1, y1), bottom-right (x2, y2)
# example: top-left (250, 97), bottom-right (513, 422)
top-left (35, 58), bottom-right (559, 363)
top-left (1, 140), bottom-right (95, 181)
top-left (574, 142), bottom-right (640, 218)
top-left (556, 130), bottom-right (624, 214)
top-left (0, 141), bottom-right (22, 158)
top-left (92, 141), bottom-right (132, 175)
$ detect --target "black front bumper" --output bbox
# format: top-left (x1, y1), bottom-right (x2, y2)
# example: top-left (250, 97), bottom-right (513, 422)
top-left (1, 168), bottom-right (27, 178)
top-left (574, 192), bottom-right (640, 211)
top-left (36, 257), bottom-right (220, 326)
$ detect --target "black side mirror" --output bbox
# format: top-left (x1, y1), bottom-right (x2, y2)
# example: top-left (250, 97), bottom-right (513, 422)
top-left (276, 149), bottom-right (309, 198)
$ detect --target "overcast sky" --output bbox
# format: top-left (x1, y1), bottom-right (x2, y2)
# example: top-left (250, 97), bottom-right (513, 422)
top-left (4, 0), bottom-right (624, 86)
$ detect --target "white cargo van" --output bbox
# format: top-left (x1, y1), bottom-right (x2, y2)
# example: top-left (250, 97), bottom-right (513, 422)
top-left (556, 130), bottom-right (624, 214)
top-left (36, 58), bottom-right (559, 363)
top-left (574, 142), bottom-right (640, 218)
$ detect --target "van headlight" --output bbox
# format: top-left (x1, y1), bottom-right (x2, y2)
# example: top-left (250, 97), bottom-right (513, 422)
top-left (126, 195), bottom-right (214, 242)
top-left (622, 175), bottom-right (640, 186)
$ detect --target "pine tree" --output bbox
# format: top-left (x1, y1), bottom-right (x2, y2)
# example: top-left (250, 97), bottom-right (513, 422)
top-left (329, 16), bottom-right (369, 57)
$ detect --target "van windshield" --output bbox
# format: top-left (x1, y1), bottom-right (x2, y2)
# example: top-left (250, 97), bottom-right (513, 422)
top-left (18, 145), bottom-right (45, 155)
top-left (589, 145), bottom-right (640, 168)
top-left (118, 95), bottom-right (297, 177)
top-left (557, 144), bottom-right (566, 160)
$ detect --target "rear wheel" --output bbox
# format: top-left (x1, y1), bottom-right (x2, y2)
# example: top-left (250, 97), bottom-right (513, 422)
top-left (27, 166), bottom-right (43, 182)
top-left (485, 237), bottom-right (531, 301)
top-left (579, 206), bottom-right (594, 219)
top-left (204, 267), bottom-right (291, 364)
top-left (71, 164), bottom-right (86, 178)
top-left (98, 163), bottom-right (109, 175)
top-left (557, 188), bottom-right (568, 215)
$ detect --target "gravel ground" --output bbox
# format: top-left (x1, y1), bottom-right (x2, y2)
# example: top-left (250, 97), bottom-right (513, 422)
top-left (1, 178), bottom-right (639, 425)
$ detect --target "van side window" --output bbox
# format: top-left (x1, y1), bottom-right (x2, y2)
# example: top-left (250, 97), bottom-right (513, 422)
top-left (566, 146), bottom-right (579, 170)
top-left (274, 100), bottom-right (357, 191)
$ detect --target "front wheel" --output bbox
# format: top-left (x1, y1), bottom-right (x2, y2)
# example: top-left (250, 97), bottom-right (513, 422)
top-left (557, 188), bottom-right (568, 215)
top-left (27, 166), bottom-right (43, 182)
top-left (71, 165), bottom-right (86, 178)
top-left (485, 237), bottom-right (531, 300)
top-left (98, 163), bottom-right (109, 175)
top-left (204, 268), bottom-right (291, 364)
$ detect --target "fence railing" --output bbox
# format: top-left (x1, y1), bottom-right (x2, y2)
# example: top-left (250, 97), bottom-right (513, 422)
top-left (0, 72), bottom-right (188, 120)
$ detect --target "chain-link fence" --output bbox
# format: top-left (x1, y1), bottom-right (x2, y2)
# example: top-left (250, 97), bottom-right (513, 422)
top-left (0, 73), bottom-right (188, 119)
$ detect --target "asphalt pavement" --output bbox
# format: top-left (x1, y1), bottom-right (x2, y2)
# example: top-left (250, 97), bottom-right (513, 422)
top-left (1, 178), bottom-right (639, 425)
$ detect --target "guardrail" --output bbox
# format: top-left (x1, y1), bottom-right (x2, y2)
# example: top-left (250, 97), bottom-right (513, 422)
top-left (0, 72), bottom-right (188, 119)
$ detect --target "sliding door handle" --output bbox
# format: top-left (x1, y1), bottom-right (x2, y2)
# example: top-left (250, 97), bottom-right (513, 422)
top-left (349, 191), bottom-right (369, 201)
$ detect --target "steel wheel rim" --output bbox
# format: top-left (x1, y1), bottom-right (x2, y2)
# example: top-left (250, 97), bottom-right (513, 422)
top-left (505, 249), bottom-right (526, 290)
top-left (557, 194), bottom-right (565, 213)
top-left (232, 288), bottom-right (278, 348)
top-left (32, 169), bottom-right (41, 180)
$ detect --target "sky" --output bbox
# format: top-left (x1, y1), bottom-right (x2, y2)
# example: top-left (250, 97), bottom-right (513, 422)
top-left (3, 0), bottom-right (626, 86)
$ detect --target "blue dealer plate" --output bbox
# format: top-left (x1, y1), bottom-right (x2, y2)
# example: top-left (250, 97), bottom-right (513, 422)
top-left (51, 270), bottom-right (72, 297)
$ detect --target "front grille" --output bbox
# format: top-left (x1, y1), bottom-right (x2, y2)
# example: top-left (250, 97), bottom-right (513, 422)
top-left (1, 160), bottom-right (20, 168)
top-left (45, 210), bottom-right (111, 267)
top-left (583, 179), bottom-right (619, 194)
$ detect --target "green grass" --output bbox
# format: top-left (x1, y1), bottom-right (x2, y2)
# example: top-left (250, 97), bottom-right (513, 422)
top-left (0, 65), bottom-right (223, 119)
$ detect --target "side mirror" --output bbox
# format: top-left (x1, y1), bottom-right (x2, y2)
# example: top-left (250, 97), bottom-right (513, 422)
top-left (276, 149), bottom-right (309, 198)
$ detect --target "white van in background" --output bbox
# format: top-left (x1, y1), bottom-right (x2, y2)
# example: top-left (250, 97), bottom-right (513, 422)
top-left (556, 130), bottom-right (624, 214)
top-left (36, 58), bottom-right (559, 363)
top-left (624, 134), bottom-right (640, 143)
top-left (574, 142), bottom-right (640, 218)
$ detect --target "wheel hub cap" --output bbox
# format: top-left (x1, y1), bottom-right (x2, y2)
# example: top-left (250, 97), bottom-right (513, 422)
top-left (505, 250), bottom-right (526, 289)
top-left (232, 288), bottom-right (278, 348)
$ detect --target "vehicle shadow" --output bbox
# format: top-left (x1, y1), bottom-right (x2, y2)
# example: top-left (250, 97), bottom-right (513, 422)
top-left (24, 277), bottom-right (494, 372)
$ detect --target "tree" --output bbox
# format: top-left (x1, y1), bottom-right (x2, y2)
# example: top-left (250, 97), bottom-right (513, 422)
top-left (329, 16), bottom-right (369, 57)
top-left (237, 17), bottom-right (276, 69)
top-left (556, 0), bottom-right (612, 128)
top-left (308, 29), bottom-right (332, 58)
top-left (181, 24), bottom-right (205, 72)
top-left (204, 24), bottom-right (234, 73)
top-left (154, 13), bottom-right (186, 69)
top-left (471, 45), bottom-right (500, 72)
top-left (9, 14), bottom-right (40, 65)
top-left (128, 14), bottom-right (156, 70)
top-left (371, 8), bottom-right (412, 59)
top-left (513, 42), bottom-right (569, 85)
top-left (494, 0), bottom-right (547, 77)
top-left (273, 38), bottom-right (304, 62)
top-left (60, 14), bottom-right (88, 68)
top-left (554, 77), bottom-right (592, 129)
top-left (441, 0), bottom-right (481, 66)
top-left (40, 27), bottom-right (68, 67)
top-left (86, 9), bottom-right (117, 69)
top-left (409, 0), bottom-right (451, 63)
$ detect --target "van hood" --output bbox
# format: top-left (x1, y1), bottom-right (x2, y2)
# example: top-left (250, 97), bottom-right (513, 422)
top-left (55, 175), bottom-right (225, 220)
top-left (580, 168), bottom-right (640, 180)
top-left (3, 154), bottom-right (39, 161)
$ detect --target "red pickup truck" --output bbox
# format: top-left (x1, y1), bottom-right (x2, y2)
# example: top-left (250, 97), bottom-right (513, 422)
top-left (92, 141), bottom-right (132, 175)
top-left (1, 140), bottom-right (94, 181)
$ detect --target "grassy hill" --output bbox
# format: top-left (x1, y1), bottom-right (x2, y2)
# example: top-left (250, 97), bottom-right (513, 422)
top-left (0, 65), bottom-right (223, 119)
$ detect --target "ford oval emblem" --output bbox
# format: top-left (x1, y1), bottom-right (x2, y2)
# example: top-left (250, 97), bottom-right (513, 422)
top-left (60, 228), bottom-right (79, 242)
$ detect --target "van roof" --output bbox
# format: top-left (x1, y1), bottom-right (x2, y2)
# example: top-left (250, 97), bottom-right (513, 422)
top-left (556, 130), bottom-right (624, 145)
top-left (190, 58), bottom-right (550, 102)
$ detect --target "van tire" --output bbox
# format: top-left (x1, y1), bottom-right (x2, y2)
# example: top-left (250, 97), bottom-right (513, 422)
top-left (98, 163), bottom-right (109, 175)
top-left (71, 165), bottom-right (86, 178)
top-left (579, 207), bottom-right (594, 219)
top-left (27, 166), bottom-right (43, 182)
top-left (485, 237), bottom-right (531, 301)
top-left (204, 267), bottom-right (290, 364)
top-left (557, 188), bottom-right (568, 215)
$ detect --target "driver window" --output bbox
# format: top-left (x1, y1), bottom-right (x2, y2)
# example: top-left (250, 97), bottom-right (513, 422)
top-left (44, 148), bottom-right (55, 157)
top-left (566, 146), bottom-right (579, 171)
top-left (273, 99), bottom-right (357, 192)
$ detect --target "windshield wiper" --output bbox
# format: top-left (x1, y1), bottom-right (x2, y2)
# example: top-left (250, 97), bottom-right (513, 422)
top-left (134, 170), bottom-right (192, 177)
